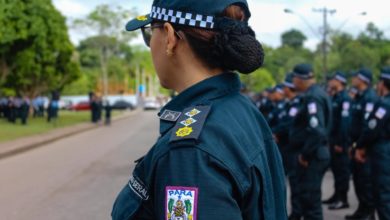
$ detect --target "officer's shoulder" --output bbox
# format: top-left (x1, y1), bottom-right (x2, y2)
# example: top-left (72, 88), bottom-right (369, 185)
top-left (168, 105), bottom-right (212, 143)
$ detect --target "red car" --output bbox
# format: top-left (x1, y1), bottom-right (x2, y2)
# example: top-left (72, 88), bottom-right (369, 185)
top-left (70, 101), bottom-right (91, 111)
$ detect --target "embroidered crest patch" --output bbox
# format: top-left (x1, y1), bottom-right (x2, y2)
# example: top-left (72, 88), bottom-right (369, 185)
top-left (176, 127), bottom-right (193, 137)
top-left (368, 119), bottom-right (377, 129)
top-left (375, 107), bottom-right (387, 119)
top-left (166, 186), bottom-right (198, 220)
top-left (310, 117), bottom-right (319, 128)
top-left (308, 103), bottom-right (317, 114)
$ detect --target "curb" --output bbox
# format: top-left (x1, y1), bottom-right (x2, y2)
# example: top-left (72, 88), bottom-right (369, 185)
top-left (0, 109), bottom-right (141, 160)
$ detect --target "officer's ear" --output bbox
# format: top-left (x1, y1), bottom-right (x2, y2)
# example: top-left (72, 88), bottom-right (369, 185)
top-left (163, 23), bottom-right (179, 55)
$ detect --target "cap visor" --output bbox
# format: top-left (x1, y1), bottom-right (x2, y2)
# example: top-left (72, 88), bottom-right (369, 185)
top-left (126, 14), bottom-right (152, 31)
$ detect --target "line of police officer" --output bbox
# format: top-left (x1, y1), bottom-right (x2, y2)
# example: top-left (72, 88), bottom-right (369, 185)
top-left (257, 64), bottom-right (390, 220)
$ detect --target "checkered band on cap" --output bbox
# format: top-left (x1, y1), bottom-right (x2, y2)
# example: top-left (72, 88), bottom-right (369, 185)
top-left (357, 73), bottom-right (371, 83)
top-left (335, 75), bottom-right (347, 83)
top-left (381, 73), bottom-right (390, 80)
top-left (151, 6), bottom-right (215, 29)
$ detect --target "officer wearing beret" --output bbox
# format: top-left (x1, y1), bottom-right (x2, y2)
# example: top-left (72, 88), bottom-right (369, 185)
top-left (323, 72), bottom-right (352, 210)
top-left (273, 73), bottom-right (302, 219)
top-left (111, 0), bottom-right (287, 219)
top-left (289, 63), bottom-right (332, 220)
top-left (355, 67), bottom-right (390, 220)
top-left (347, 68), bottom-right (378, 220)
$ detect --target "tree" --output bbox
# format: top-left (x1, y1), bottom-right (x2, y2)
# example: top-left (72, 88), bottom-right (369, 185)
top-left (72, 4), bottom-right (138, 96)
top-left (0, 0), bottom-right (80, 97)
top-left (281, 29), bottom-right (307, 49)
top-left (240, 68), bottom-right (276, 92)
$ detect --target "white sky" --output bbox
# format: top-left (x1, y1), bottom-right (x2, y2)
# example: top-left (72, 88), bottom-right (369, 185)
top-left (53, 0), bottom-right (390, 49)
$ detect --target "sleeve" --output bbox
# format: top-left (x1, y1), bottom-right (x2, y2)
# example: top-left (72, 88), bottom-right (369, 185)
top-left (334, 99), bottom-right (352, 149)
top-left (153, 147), bottom-right (243, 220)
top-left (301, 98), bottom-right (328, 160)
top-left (356, 105), bottom-right (389, 149)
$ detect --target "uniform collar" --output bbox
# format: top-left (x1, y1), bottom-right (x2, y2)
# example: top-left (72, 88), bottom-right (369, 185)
top-left (158, 72), bottom-right (241, 135)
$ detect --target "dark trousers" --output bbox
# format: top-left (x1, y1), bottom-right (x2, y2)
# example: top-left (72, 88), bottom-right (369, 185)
top-left (297, 155), bottom-right (329, 220)
top-left (288, 153), bottom-right (302, 217)
top-left (330, 149), bottom-right (351, 201)
top-left (352, 157), bottom-right (375, 213)
top-left (371, 141), bottom-right (390, 220)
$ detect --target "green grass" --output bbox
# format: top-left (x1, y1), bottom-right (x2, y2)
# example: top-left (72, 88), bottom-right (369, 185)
top-left (0, 110), bottom-right (121, 143)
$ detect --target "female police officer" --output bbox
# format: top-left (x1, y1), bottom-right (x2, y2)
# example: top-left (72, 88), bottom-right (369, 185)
top-left (111, 0), bottom-right (287, 219)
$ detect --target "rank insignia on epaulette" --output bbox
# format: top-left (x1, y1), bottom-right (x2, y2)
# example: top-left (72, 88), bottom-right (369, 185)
top-left (170, 105), bottom-right (211, 142)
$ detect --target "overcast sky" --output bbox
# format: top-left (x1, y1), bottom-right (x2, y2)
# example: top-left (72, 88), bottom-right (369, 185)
top-left (53, 0), bottom-right (390, 49)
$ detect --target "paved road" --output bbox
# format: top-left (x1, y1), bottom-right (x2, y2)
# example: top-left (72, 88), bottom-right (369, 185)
top-left (0, 111), bottom-right (357, 220)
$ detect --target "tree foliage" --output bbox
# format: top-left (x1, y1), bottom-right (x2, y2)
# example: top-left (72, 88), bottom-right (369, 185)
top-left (0, 0), bottom-right (80, 97)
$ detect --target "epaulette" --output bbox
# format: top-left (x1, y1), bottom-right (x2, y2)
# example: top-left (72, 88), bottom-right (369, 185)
top-left (169, 105), bottom-right (211, 143)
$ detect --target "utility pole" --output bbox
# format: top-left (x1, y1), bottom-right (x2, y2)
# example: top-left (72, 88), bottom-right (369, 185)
top-left (313, 7), bottom-right (336, 81)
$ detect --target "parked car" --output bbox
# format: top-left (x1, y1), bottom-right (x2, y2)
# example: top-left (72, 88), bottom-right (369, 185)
top-left (144, 98), bottom-right (161, 110)
top-left (111, 100), bottom-right (134, 110)
top-left (70, 101), bottom-right (91, 111)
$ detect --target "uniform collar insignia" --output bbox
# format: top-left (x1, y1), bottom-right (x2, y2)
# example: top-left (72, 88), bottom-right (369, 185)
top-left (160, 110), bottom-right (182, 122)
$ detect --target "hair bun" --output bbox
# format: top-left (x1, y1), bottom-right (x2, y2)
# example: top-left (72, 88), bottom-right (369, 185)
top-left (213, 19), bottom-right (264, 74)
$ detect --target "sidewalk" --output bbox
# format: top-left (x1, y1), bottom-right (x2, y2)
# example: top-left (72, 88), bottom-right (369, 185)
top-left (0, 109), bottom-right (141, 159)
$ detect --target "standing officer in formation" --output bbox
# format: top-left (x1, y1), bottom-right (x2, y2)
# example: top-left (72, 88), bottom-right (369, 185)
top-left (112, 0), bottom-right (287, 219)
top-left (267, 84), bottom-right (286, 129)
top-left (273, 73), bottom-right (302, 219)
top-left (289, 63), bottom-right (332, 220)
top-left (323, 72), bottom-right (352, 210)
top-left (355, 67), bottom-right (390, 220)
top-left (347, 68), bottom-right (378, 220)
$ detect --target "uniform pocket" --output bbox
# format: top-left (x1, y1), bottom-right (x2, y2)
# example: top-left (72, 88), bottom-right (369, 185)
top-left (111, 184), bottom-right (143, 220)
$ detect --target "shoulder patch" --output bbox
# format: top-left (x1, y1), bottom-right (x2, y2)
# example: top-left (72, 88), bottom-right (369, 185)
top-left (128, 175), bottom-right (149, 200)
top-left (170, 105), bottom-right (211, 142)
top-left (289, 107), bottom-right (298, 117)
top-left (308, 102), bottom-right (317, 114)
top-left (166, 186), bottom-right (198, 220)
top-left (375, 107), bottom-right (387, 119)
top-left (342, 101), bottom-right (350, 110)
top-left (366, 103), bottom-right (374, 112)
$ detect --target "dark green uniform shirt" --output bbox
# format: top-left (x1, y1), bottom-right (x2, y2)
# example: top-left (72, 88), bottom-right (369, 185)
top-left (329, 90), bottom-right (352, 149)
top-left (112, 73), bottom-right (287, 220)
top-left (289, 85), bottom-right (332, 161)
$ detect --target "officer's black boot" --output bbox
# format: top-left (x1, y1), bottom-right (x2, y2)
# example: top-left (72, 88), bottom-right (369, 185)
top-left (329, 193), bottom-right (349, 210)
top-left (345, 205), bottom-right (376, 220)
top-left (322, 193), bottom-right (338, 204)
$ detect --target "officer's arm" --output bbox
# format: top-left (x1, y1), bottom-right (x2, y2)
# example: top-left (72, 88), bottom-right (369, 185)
top-left (356, 105), bottom-right (388, 149)
top-left (301, 99), bottom-right (328, 160)
top-left (153, 146), bottom-right (243, 220)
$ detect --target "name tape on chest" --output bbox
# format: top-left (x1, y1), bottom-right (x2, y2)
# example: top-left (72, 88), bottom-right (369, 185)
top-left (170, 105), bottom-right (211, 142)
top-left (166, 186), bottom-right (198, 220)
